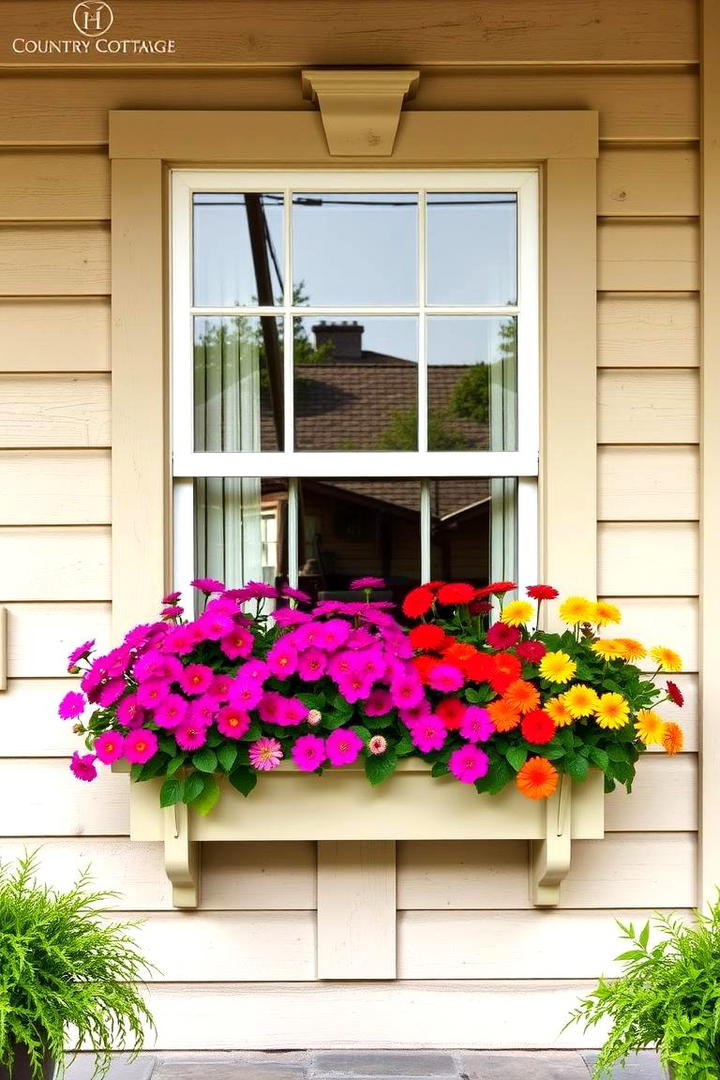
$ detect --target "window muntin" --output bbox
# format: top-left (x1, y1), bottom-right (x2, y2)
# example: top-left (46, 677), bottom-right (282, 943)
top-left (172, 170), bottom-right (538, 602)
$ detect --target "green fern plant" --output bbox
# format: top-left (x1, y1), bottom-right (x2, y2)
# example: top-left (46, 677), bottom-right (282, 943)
top-left (0, 853), bottom-right (154, 1080)
top-left (568, 903), bottom-right (720, 1079)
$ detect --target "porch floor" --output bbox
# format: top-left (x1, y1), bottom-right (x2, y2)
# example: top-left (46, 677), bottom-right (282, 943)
top-left (64, 1050), bottom-right (668, 1079)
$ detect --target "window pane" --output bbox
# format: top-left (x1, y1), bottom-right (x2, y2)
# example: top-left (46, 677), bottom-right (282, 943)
top-left (292, 193), bottom-right (417, 307)
top-left (194, 477), bottom-right (289, 592)
top-left (299, 478), bottom-right (421, 603)
top-left (426, 193), bottom-right (517, 307)
top-left (194, 316), bottom-right (284, 452)
top-left (427, 316), bottom-right (517, 451)
top-left (293, 317), bottom-right (418, 451)
top-left (430, 477), bottom-right (517, 585)
top-left (193, 193), bottom-right (284, 308)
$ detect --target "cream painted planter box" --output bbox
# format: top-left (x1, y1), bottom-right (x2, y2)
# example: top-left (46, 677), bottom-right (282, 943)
top-left (117, 760), bottom-right (605, 909)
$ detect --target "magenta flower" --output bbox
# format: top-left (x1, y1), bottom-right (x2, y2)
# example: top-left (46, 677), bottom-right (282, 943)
top-left (257, 691), bottom-right (283, 724)
top-left (297, 648), bottom-right (327, 682)
top-left (272, 608), bottom-right (311, 627)
top-left (350, 576), bottom-right (386, 590)
top-left (266, 639), bottom-right (298, 678)
top-left (217, 706), bottom-right (251, 739)
top-left (179, 663), bottom-right (215, 696)
top-left (70, 751), bottom-right (97, 782)
top-left (97, 679), bottom-right (128, 708)
top-left (124, 623), bottom-right (157, 650)
top-left (229, 677), bottom-right (263, 711)
top-left (459, 705), bottom-right (494, 743)
top-left (428, 663), bottom-right (465, 694)
top-left (123, 729), bottom-right (158, 764)
top-left (105, 647), bottom-right (132, 678)
top-left (354, 649), bottom-right (386, 681)
top-left (134, 649), bottom-right (182, 683)
top-left (346, 627), bottom-right (376, 651)
top-left (161, 605), bottom-right (184, 620)
top-left (486, 622), bottom-right (522, 649)
top-left (117, 694), bottom-right (145, 729)
top-left (189, 695), bottom-right (216, 726)
top-left (67, 639), bottom-right (95, 670)
top-left (281, 585), bottom-right (312, 603)
top-left (191, 577), bottom-right (225, 594)
top-left (174, 720), bottom-right (208, 752)
top-left (390, 671), bottom-right (425, 710)
top-left (398, 700), bottom-right (431, 727)
top-left (326, 727), bottom-right (364, 767)
top-left (208, 674), bottom-right (234, 701)
top-left (291, 734), bottom-right (327, 772)
top-left (220, 627), bottom-right (254, 661)
top-left (316, 619), bottom-right (351, 651)
top-left (160, 626), bottom-right (195, 655)
top-left (336, 670), bottom-right (373, 704)
top-left (409, 717), bottom-right (447, 753)
top-left (449, 744), bottom-right (490, 784)
top-left (196, 610), bottom-right (235, 640)
top-left (94, 730), bottom-right (125, 764)
top-left (368, 735), bottom-right (388, 755)
top-left (244, 581), bottom-right (279, 600)
top-left (162, 591), bottom-right (182, 605)
top-left (136, 679), bottom-right (171, 709)
top-left (275, 697), bottom-right (309, 727)
top-left (154, 693), bottom-right (189, 729)
top-left (58, 691), bottom-right (85, 720)
top-left (364, 688), bottom-right (393, 717)
top-left (237, 658), bottom-right (268, 685)
top-left (249, 736), bottom-right (283, 771)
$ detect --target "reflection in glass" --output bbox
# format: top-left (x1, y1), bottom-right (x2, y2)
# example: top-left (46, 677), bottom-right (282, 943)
top-left (298, 479), bottom-right (421, 604)
top-left (193, 193), bottom-right (284, 308)
top-left (292, 193), bottom-right (417, 307)
top-left (293, 317), bottom-right (418, 451)
top-left (194, 316), bottom-right (283, 453)
top-left (426, 193), bottom-right (517, 307)
top-left (430, 477), bottom-right (517, 585)
top-left (194, 478), bottom-right (289, 594)
top-left (426, 316), bottom-right (517, 451)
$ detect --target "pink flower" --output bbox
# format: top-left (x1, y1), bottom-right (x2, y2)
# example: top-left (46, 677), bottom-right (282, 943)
top-left (316, 619), bottom-right (351, 651)
top-left (390, 672), bottom-right (425, 709)
top-left (257, 691), bottom-right (283, 724)
top-left (229, 677), bottom-right (263, 711)
top-left (136, 679), bottom-right (171, 709)
top-left (364, 688), bottom-right (393, 717)
top-left (161, 606), bottom-right (184, 620)
top-left (326, 728), bottom-right (364, 767)
top-left (336, 669), bottom-right (373, 704)
top-left (94, 730), bottom-right (125, 764)
top-left (449, 744), bottom-right (490, 783)
top-left (179, 663), bottom-right (214, 696)
top-left (70, 751), bottom-right (97, 782)
top-left (133, 649), bottom-right (176, 682)
top-left (297, 648), bottom-right (327, 681)
top-left (368, 735), bottom-right (387, 755)
top-left (189, 695), bottom-right (216, 726)
top-left (275, 697), bottom-right (309, 727)
top-left (249, 736), bottom-right (283, 771)
top-left (350, 576), bottom-right (386, 590)
top-left (353, 649), bottom-right (386, 681)
top-left (124, 623), bottom-right (159, 650)
top-left (346, 627), bottom-right (376, 650)
top-left (117, 694), bottom-right (145, 729)
top-left (244, 580), bottom-right (279, 599)
top-left (328, 652), bottom-right (354, 682)
top-left (105, 647), bottom-right (132, 678)
top-left (398, 699), bottom-right (431, 727)
top-left (220, 627), bottom-right (254, 661)
top-left (162, 591), bottom-right (182, 605)
top-left (153, 693), bottom-right (189, 729)
top-left (266, 639), bottom-right (298, 677)
top-left (97, 679), bottom-right (128, 707)
top-left (174, 721), bottom-right (208, 751)
top-left (459, 705), bottom-right (494, 743)
top-left (67, 639), bottom-right (95, 670)
top-left (307, 709), bottom-right (322, 726)
top-left (487, 622), bottom-right (522, 649)
top-left (123, 728), bottom-right (158, 764)
top-left (291, 734), bottom-right (327, 772)
top-left (58, 691), bottom-right (85, 719)
top-left (409, 717), bottom-right (447, 753)
top-left (191, 577), bottom-right (225, 593)
top-left (428, 663), bottom-right (464, 694)
top-left (237, 658), bottom-right (268, 684)
top-left (272, 608), bottom-right (311, 627)
top-left (281, 585), bottom-right (312, 603)
top-left (160, 626), bottom-right (195, 655)
top-left (196, 610), bottom-right (235, 640)
top-left (217, 705), bottom-right (251, 739)
top-left (208, 674), bottom-right (234, 701)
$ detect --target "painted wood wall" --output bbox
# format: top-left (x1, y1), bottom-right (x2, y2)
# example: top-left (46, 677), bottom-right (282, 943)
top-left (0, 0), bottom-right (701, 1049)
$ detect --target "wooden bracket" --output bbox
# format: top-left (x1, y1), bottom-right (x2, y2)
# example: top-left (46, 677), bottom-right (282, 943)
top-left (163, 802), bottom-right (200, 908)
top-left (301, 69), bottom-right (419, 156)
top-left (529, 774), bottom-right (573, 907)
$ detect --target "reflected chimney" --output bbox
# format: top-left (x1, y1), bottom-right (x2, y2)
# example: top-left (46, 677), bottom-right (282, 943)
top-left (312, 320), bottom-right (364, 361)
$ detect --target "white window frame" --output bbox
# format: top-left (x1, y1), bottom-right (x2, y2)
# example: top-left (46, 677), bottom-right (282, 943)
top-left (170, 168), bottom-right (539, 602)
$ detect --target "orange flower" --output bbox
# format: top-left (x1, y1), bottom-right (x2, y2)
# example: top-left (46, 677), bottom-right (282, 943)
top-left (487, 698), bottom-right (522, 732)
top-left (444, 641), bottom-right (478, 664)
top-left (545, 695), bottom-right (574, 728)
top-left (413, 655), bottom-right (439, 684)
top-left (516, 757), bottom-right (559, 800)
top-left (503, 678), bottom-right (541, 714)
top-left (662, 721), bottom-right (684, 755)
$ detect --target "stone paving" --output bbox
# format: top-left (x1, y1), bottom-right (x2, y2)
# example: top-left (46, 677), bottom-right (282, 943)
top-left (64, 1049), bottom-right (669, 1079)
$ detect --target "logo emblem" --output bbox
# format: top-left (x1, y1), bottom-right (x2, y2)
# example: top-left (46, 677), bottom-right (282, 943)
top-left (72, 1), bottom-right (114, 37)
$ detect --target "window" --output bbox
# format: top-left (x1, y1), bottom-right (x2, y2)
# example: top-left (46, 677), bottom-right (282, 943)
top-left (171, 170), bottom-right (539, 608)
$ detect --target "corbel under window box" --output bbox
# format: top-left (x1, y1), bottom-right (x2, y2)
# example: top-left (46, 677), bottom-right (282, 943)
top-left (114, 762), bottom-right (605, 910)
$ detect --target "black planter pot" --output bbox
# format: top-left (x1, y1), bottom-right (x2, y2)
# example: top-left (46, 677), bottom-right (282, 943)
top-left (0, 1045), bottom-right (55, 1080)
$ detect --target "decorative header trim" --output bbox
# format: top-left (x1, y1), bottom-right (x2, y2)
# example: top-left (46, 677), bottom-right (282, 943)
top-left (301, 69), bottom-right (420, 157)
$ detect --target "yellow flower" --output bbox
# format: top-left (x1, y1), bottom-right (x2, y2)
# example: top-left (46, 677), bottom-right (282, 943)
top-left (539, 651), bottom-right (577, 684)
top-left (500, 600), bottom-right (535, 627)
top-left (591, 639), bottom-right (625, 661)
top-left (595, 692), bottom-right (631, 730)
top-left (562, 683), bottom-right (600, 718)
top-left (615, 638), bottom-right (647, 662)
top-left (558, 596), bottom-right (595, 625)
top-left (545, 695), bottom-right (574, 728)
top-left (634, 709), bottom-right (667, 747)
top-left (592, 601), bottom-right (622, 626)
top-left (650, 646), bottom-right (683, 673)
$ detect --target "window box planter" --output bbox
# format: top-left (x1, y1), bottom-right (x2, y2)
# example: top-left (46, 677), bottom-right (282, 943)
top-left (114, 761), bottom-right (605, 909)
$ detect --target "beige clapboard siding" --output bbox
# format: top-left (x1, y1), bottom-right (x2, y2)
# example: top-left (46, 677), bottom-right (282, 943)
top-left (0, 151), bottom-right (110, 221)
top-left (0, 760), bottom-right (129, 837)
top-left (4, 602), bottom-right (111, 678)
top-left (0, 527), bottom-right (110, 600)
top-left (654, 673), bottom-right (697, 749)
top-left (598, 522), bottom-right (698, 596)
top-left (605, 753), bottom-right (697, 831)
top-left (601, 596), bottom-right (698, 670)
top-left (0, 450), bottom-right (111, 524)
top-left (598, 147), bottom-right (699, 217)
top-left (0, 69), bottom-right (698, 147)
top-left (0, 680), bottom-right (88, 756)
top-left (598, 445), bottom-right (699, 520)
top-left (597, 295), bottom-right (699, 368)
top-left (0, 298), bottom-right (110, 372)
top-left (397, 833), bottom-right (696, 910)
top-left (0, 374), bottom-right (110, 448)
top-left (598, 369), bottom-right (699, 444)
top-left (598, 220), bottom-right (699, 292)
top-left (0, 224), bottom-right (110, 295)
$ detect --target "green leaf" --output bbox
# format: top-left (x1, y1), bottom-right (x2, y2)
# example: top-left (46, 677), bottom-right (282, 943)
top-left (564, 754), bottom-right (589, 782)
top-left (639, 921), bottom-right (651, 949)
top-left (194, 774), bottom-right (220, 816)
top-left (394, 734), bottom-right (414, 757)
top-left (229, 766), bottom-right (258, 797)
top-left (349, 724), bottom-right (372, 743)
top-left (160, 776), bottom-right (183, 807)
top-left (364, 749), bottom-right (398, 786)
top-left (217, 744), bottom-right (239, 773)
top-left (192, 747), bottom-right (218, 773)
top-left (166, 756), bottom-right (186, 777)
top-left (242, 720), bottom-right (262, 741)
top-left (587, 746), bottom-right (610, 771)
top-left (183, 771), bottom-right (204, 803)
top-left (505, 744), bottom-right (528, 772)
top-left (134, 755), bottom-right (168, 781)
top-left (431, 761), bottom-right (449, 777)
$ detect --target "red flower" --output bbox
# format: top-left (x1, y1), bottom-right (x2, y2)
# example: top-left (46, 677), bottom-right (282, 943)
top-left (409, 624), bottom-right (446, 652)
top-left (487, 622), bottom-right (521, 649)
top-left (469, 598), bottom-right (493, 616)
top-left (464, 651), bottom-right (495, 683)
top-left (413, 655), bottom-right (440, 684)
top-left (490, 652), bottom-right (522, 694)
top-left (667, 680), bottom-right (685, 708)
top-left (437, 582), bottom-right (475, 606)
top-left (425, 580), bottom-right (446, 592)
top-left (435, 697), bottom-right (467, 730)
top-left (402, 586), bottom-right (434, 618)
top-left (526, 584), bottom-right (559, 601)
top-left (517, 640), bottom-right (547, 663)
top-left (485, 580), bottom-right (517, 596)
top-left (521, 709), bottom-right (556, 745)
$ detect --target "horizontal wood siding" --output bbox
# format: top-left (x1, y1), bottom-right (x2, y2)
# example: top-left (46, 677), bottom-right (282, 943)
top-left (0, 3), bottom-right (701, 1046)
